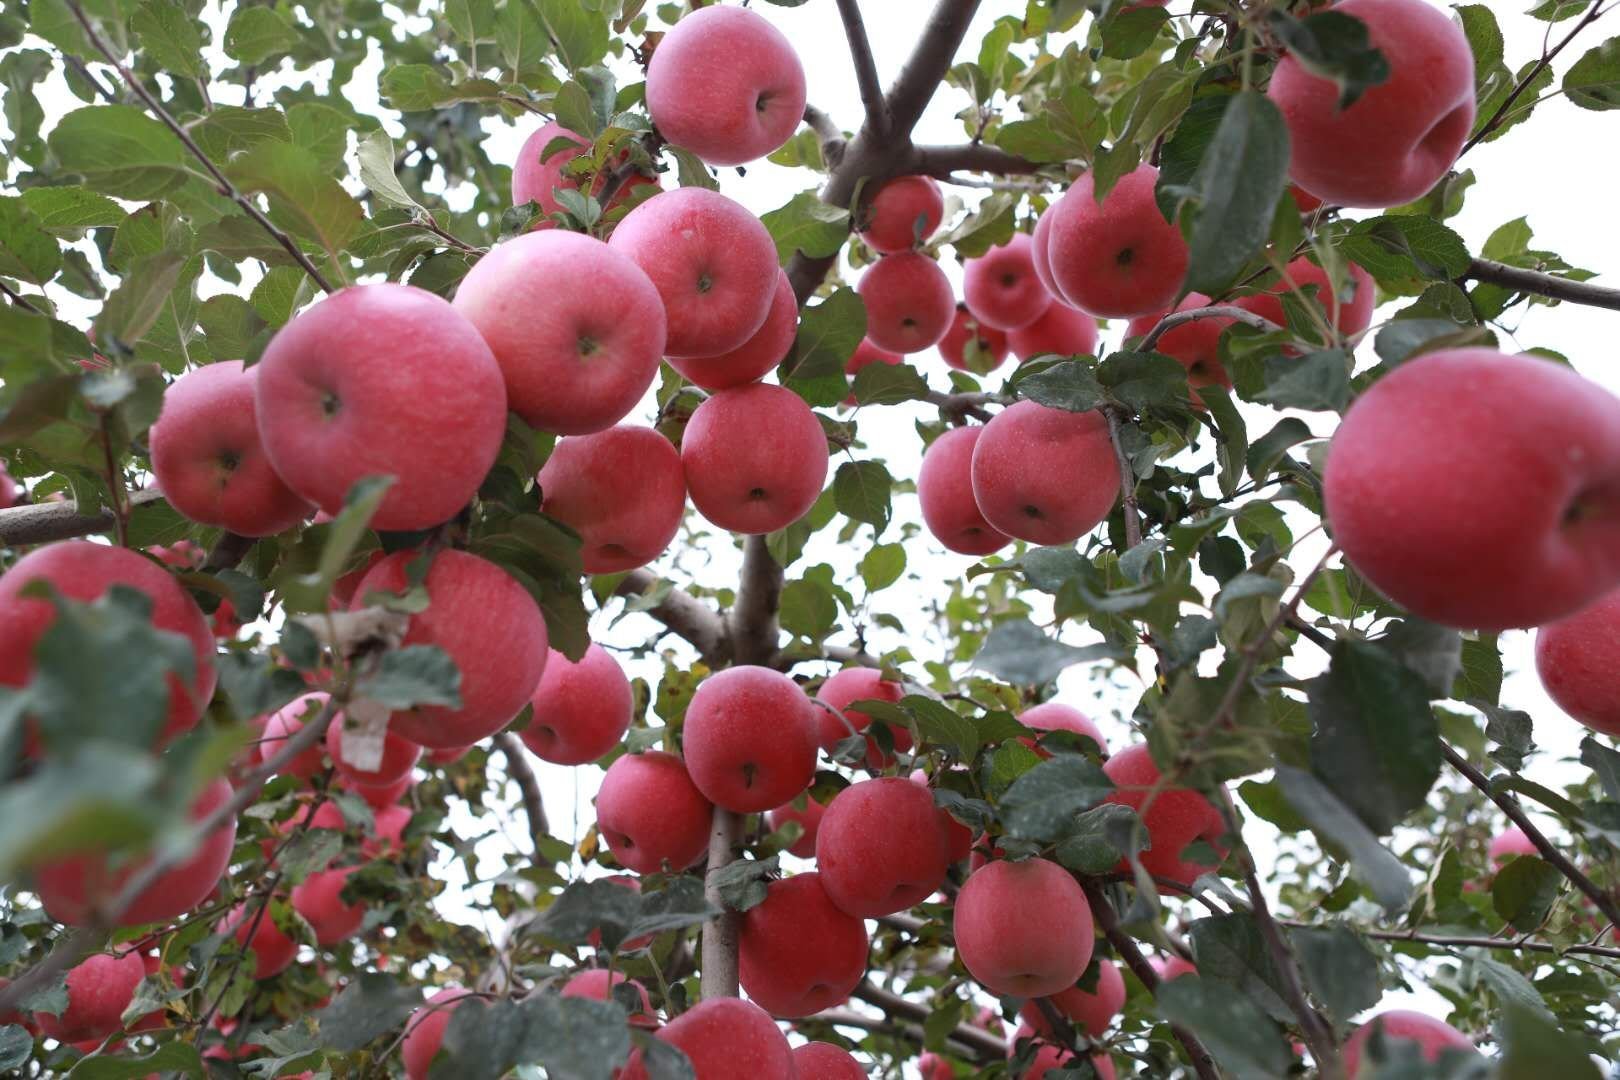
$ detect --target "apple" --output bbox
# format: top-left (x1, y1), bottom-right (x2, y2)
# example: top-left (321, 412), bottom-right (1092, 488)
top-left (258, 692), bottom-right (336, 780)
top-left (793, 1042), bottom-right (866, 1080)
top-left (36, 777), bottom-right (237, 927)
top-left (910, 770), bottom-right (975, 864)
top-left (607, 189), bottom-right (778, 358)
top-left (813, 667), bottom-right (913, 767)
top-left (860, 175), bottom-right (944, 254)
top-left (1151, 955), bottom-right (1197, 983)
top-left (1323, 349), bottom-right (1620, 630)
top-left (341, 770), bottom-right (413, 809)
top-left (1044, 164), bottom-right (1188, 319)
top-left (683, 665), bottom-right (818, 813)
top-left (844, 338), bottom-right (902, 395)
top-left (1018, 702), bottom-right (1107, 757)
top-left (1535, 588), bottom-right (1620, 736)
top-left (964, 233), bottom-right (1051, 331)
top-left (681, 382), bottom-right (828, 535)
top-left (1008, 303), bottom-right (1098, 363)
top-left (938, 305), bottom-right (1010, 375)
top-left (510, 120), bottom-right (659, 222)
top-left (970, 401), bottom-right (1119, 545)
top-left (31, 951), bottom-right (145, 1044)
top-left (254, 283), bottom-right (507, 531)
top-left (326, 715), bottom-right (420, 787)
top-left (1289, 185), bottom-right (1325, 214)
top-left (538, 425), bottom-right (687, 574)
top-left (1125, 293), bottom-right (1233, 403)
top-left (595, 750), bottom-right (714, 874)
top-left (624, 997), bottom-right (795, 1080)
top-left (291, 865), bottom-right (365, 945)
top-left (520, 643), bottom-right (633, 765)
top-left (645, 4), bottom-right (806, 167)
top-left (452, 230), bottom-right (666, 435)
top-left (0, 540), bottom-right (217, 748)
top-left (1487, 826), bottom-right (1538, 869)
top-left (954, 857), bottom-right (1093, 997)
top-left (1268, 0), bottom-right (1475, 209)
top-left (0, 464), bottom-right (17, 509)
top-left (559, 969), bottom-right (655, 1027)
top-left (669, 269), bottom-right (798, 391)
top-left (1029, 211), bottom-right (1065, 303)
top-left (402, 987), bottom-right (476, 1080)
top-left (918, 427), bottom-right (1012, 557)
top-left (918, 1052), bottom-right (954, 1080)
top-left (1102, 744), bottom-right (1229, 885)
top-left (1342, 1010), bottom-right (1474, 1075)
top-left (1023, 1042), bottom-right (1116, 1080)
top-left (0, 977), bottom-right (32, 1033)
top-left (311, 799), bottom-right (412, 857)
top-left (1018, 959), bottom-right (1126, 1039)
top-left (220, 902), bottom-right (297, 979)
top-left (425, 745), bottom-right (471, 766)
top-left (857, 252), bottom-right (956, 354)
top-left (352, 550), bottom-right (549, 748)
top-left (148, 360), bottom-right (313, 536)
top-left (738, 873), bottom-right (869, 1017)
top-left (1233, 258), bottom-right (1376, 339)
top-left (767, 793), bottom-right (827, 858)
top-left (815, 777), bottom-right (950, 917)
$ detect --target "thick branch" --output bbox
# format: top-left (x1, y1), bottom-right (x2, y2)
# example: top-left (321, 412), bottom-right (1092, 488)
top-left (852, 983), bottom-right (1007, 1061)
top-left (700, 807), bottom-right (742, 999)
top-left (1464, 258), bottom-right (1620, 312)
top-left (613, 569), bottom-right (731, 666)
top-left (833, 0), bottom-right (888, 135)
top-left (909, 142), bottom-right (1044, 179)
top-left (1137, 305), bottom-right (1283, 354)
top-left (885, 0), bottom-right (983, 136)
top-left (802, 104), bottom-right (847, 170)
top-left (0, 488), bottom-right (167, 547)
top-left (925, 389), bottom-right (998, 424)
top-left (1278, 920), bottom-right (1620, 961)
top-left (492, 732), bottom-right (548, 855)
top-left (729, 535), bottom-right (783, 667)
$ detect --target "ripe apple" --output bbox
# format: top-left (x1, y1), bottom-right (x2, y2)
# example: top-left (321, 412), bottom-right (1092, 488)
top-left (1151, 955), bottom-right (1197, 983)
top-left (326, 716), bottom-right (420, 787)
top-left (36, 777), bottom-right (237, 927)
top-left (738, 873), bottom-right (869, 1017)
top-left (645, 5), bottom-right (806, 167)
top-left (402, 987), bottom-right (476, 1080)
top-left (254, 283), bottom-right (507, 531)
top-left (595, 750), bottom-right (714, 874)
top-left (538, 425), bottom-right (687, 574)
top-left (1045, 164), bottom-right (1188, 319)
top-left (681, 382), bottom-right (828, 535)
top-left (1018, 959), bottom-right (1126, 1039)
top-left (938, 306), bottom-right (1010, 375)
top-left (510, 120), bottom-right (659, 222)
top-left (1102, 744), bottom-right (1229, 885)
top-left (860, 175), bottom-right (944, 254)
top-left (311, 799), bottom-right (412, 857)
top-left (520, 643), bottom-right (633, 766)
top-left (1125, 293), bottom-right (1233, 402)
top-left (1289, 185), bottom-right (1324, 214)
top-left (559, 969), bottom-right (655, 1027)
top-left (258, 692), bottom-right (337, 780)
top-left (0, 540), bottom-right (217, 747)
top-left (954, 857), bottom-right (1094, 997)
top-left (815, 777), bottom-right (950, 917)
top-left (918, 1052), bottom-right (954, 1080)
top-left (1487, 826), bottom-right (1538, 869)
top-left (148, 360), bottom-right (313, 536)
top-left (608, 189), bottom-right (778, 358)
top-left (964, 233), bottom-right (1051, 331)
top-left (341, 770), bottom-right (413, 809)
top-left (683, 665), bottom-right (819, 813)
top-left (857, 252), bottom-right (956, 354)
top-left (1008, 303), bottom-right (1098, 363)
top-left (1268, 0), bottom-right (1475, 209)
top-left (220, 902), bottom-right (297, 979)
top-left (918, 427), bottom-right (1012, 557)
top-left (352, 550), bottom-right (549, 748)
top-left (1024, 1042), bottom-right (1116, 1080)
top-left (793, 1042), bottom-right (866, 1080)
top-left (291, 865), bottom-right (365, 945)
top-left (0, 464), bottom-right (17, 509)
top-left (813, 667), bottom-right (912, 767)
top-left (452, 230), bottom-right (666, 435)
top-left (1323, 349), bottom-right (1620, 630)
top-left (1018, 702), bottom-right (1107, 758)
top-left (425, 745), bottom-right (470, 766)
top-left (31, 951), bottom-right (146, 1044)
top-left (844, 338), bottom-right (902, 387)
top-left (910, 769), bottom-right (976, 863)
top-left (767, 793), bottom-right (827, 858)
top-left (970, 401), bottom-right (1119, 545)
top-left (1535, 588), bottom-right (1620, 736)
top-left (1233, 258), bottom-right (1376, 339)
top-left (1342, 1010), bottom-right (1474, 1075)
top-left (669, 269), bottom-right (798, 391)
top-left (624, 997), bottom-right (795, 1080)
top-left (1029, 211), bottom-right (1065, 303)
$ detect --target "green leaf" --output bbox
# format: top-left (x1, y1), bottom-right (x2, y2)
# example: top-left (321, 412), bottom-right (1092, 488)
top-left (189, 105), bottom-right (294, 162)
top-left (625, 877), bottom-right (718, 941)
top-left (711, 854), bottom-right (778, 912)
top-left (0, 1025), bottom-right (31, 1072)
top-left (1491, 855), bottom-right (1563, 932)
top-left (285, 102), bottom-right (353, 172)
top-left (1255, 348), bottom-right (1349, 413)
top-left (1476, 958), bottom-right (1554, 1026)
top-left (47, 105), bottom-right (190, 200)
top-left (280, 474), bottom-right (394, 611)
top-left (20, 186), bottom-right (125, 232)
top-left (96, 249), bottom-right (186, 346)
top-left (357, 129), bottom-right (422, 211)
top-left (1288, 926), bottom-right (1380, 1023)
top-left (1564, 37), bottom-right (1620, 110)
top-left (1274, 766), bottom-right (1413, 911)
top-left (536, 0), bottom-right (610, 71)
top-left (66, 1043), bottom-right (205, 1079)
top-left (499, 0), bottom-right (551, 73)
top-left (316, 973), bottom-right (439, 1052)
top-left (226, 141), bottom-right (364, 261)
top-left (1497, 1003), bottom-right (1601, 1079)
top-left (437, 994), bottom-right (631, 1080)
top-left (784, 287), bottom-right (865, 405)
top-left (131, 0), bottom-right (206, 79)
top-left (1374, 618), bottom-right (1461, 699)
top-left (0, 196), bottom-right (62, 284)
top-left (1156, 975), bottom-right (1293, 1079)
top-left (531, 877), bottom-right (645, 948)
top-left (1581, 736), bottom-right (1620, 803)
top-left (1187, 915), bottom-right (1290, 1023)
top-left (1098, 350), bottom-right (1188, 412)
top-left (1012, 356), bottom-right (1107, 412)
top-left (1341, 216), bottom-right (1471, 285)
top-left (1100, 5), bottom-right (1169, 60)
top-left (1456, 634), bottom-right (1502, 705)
top-left (999, 754), bottom-right (1114, 843)
top-left (357, 645), bottom-right (463, 710)
top-left (0, 744), bottom-right (165, 879)
top-left (445, 0), bottom-right (496, 49)
top-left (780, 577), bottom-right (837, 641)
top-left (1265, 10), bottom-right (1392, 108)
top-left (832, 460), bottom-right (891, 532)
top-left (199, 294), bottom-right (270, 361)
top-left (760, 190), bottom-right (849, 265)
top-left (380, 64), bottom-right (454, 111)
top-left (972, 619), bottom-right (1117, 686)
top-left (859, 543), bottom-right (905, 592)
top-left (1245, 417), bottom-right (1314, 481)
top-left (223, 5), bottom-right (300, 64)
top-left (1198, 386), bottom-right (1246, 497)
top-left (851, 361), bottom-right (928, 406)
top-left (1181, 92), bottom-right (1291, 295)
top-left (1053, 803), bottom-right (1141, 873)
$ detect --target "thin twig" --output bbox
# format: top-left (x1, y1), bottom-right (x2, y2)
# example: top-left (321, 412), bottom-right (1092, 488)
top-left (803, 103), bottom-right (847, 170)
top-left (0, 279), bottom-right (44, 313)
top-left (492, 732), bottom-right (549, 855)
top-left (851, 982), bottom-right (1008, 1061)
top-left (1278, 920), bottom-right (1620, 960)
top-left (1104, 408), bottom-right (1144, 550)
top-left (1138, 305), bottom-right (1283, 354)
top-left (1464, 258), bottom-right (1620, 312)
top-left (1460, 0), bottom-right (1609, 154)
top-left (612, 568), bottom-right (731, 666)
top-left (97, 417), bottom-right (128, 547)
top-left (925, 389), bottom-right (998, 424)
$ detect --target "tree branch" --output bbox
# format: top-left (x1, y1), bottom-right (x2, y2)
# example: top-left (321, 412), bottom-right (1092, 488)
top-left (802, 104), bottom-right (847, 170)
top-left (612, 569), bottom-right (731, 667)
top-left (851, 982), bottom-right (1008, 1060)
top-left (833, 0), bottom-right (887, 135)
top-left (492, 732), bottom-right (548, 855)
top-left (1464, 258), bottom-right (1620, 312)
top-left (729, 535), bottom-right (783, 667)
top-left (909, 142), bottom-right (1044, 179)
top-left (1104, 409), bottom-right (1144, 550)
top-left (1137, 305), bottom-right (1283, 354)
top-left (885, 0), bottom-right (983, 136)
top-left (1460, 0), bottom-right (1608, 155)
top-left (925, 389), bottom-right (998, 424)
top-left (700, 807), bottom-right (742, 999)
top-left (1277, 920), bottom-right (1620, 961)
top-left (0, 279), bottom-right (44, 314)
top-left (0, 488), bottom-right (167, 547)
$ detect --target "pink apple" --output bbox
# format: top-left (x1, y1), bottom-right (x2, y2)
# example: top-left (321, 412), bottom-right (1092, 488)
top-left (341, 770), bottom-right (413, 809)
top-left (911, 770), bottom-right (977, 864)
top-left (0, 463), bottom-right (17, 508)
top-left (860, 176), bottom-right (944, 254)
top-left (918, 427), bottom-right (1013, 556)
top-left (843, 338), bottom-right (903, 405)
top-left (1487, 826), bottom-right (1538, 869)
top-left (254, 283), bottom-right (507, 531)
top-left (681, 382), bottom-right (828, 535)
top-left (739, 873), bottom-right (869, 1017)
top-left (970, 401), bottom-right (1119, 545)
top-left (1030, 211), bottom-right (1065, 303)
top-left (919, 1052), bottom-right (954, 1080)
top-left (954, 857), bottom-right (1093, 997)
top-left (857, 252), bottom-right (956, 354)
top-left (1342, 1010), bottom-right (1474, 1075)
top-left (538, 425), bottom-right (687, 574)
top-left (1018, 702), bottom-right (1107, 758)
top-left (1535, 588), bottom-right (1620, 736)
top-left (1025, 1042), bottom-right (1116, 1080)
top-left (938, 305), bottom-right (1010, 374)
top-left (560, 969), bottom-right (656, 1027)
top-left (669, 269), bottom-right (798, 391)
top-left (768, 793), bottom-right (827, 858)
top-left (326, 715), bottom-right (420, 787)
top-left (596, 750), bottom-right (714, 874)
top-left (402, 987), bottom-right (476, 1080)
top-left (683, 665), bottom-right (818, 813)
top-left (813, 667), bottom-right (912, 767)
top-left (220, 902), bottom-right (297, 979)
top-left (815, 777), bottom-right (950, 917)
top-left (31, 951), bottom-right (146, 1044)
top-left (793, 1042), bottom-right (866, 1080)
top-left (291, 865), bottom-right (365, 945)
top-left (258, 692), bottom-right (337, 780)
top-left (1008, 303), bottom-right (1098, 363)
top-left (520, 643), bottom-right (633, 766)
top-left (964, 233), bottom-right (1051, 331)
top-left (1045, 164), bottom-right (1188, 318)
top-left (624, 997), bottom-right (795, 1080)
top-left (1234, 258), bottom-right (1376, 339)
top-left (1152, 955), bottom-right (1198, 983)
top-left (1019, 959), bottom-right (1126, 1039)
top-left (1126, 293), bottom-right (1233, 402)
top-left (1102, 745), bottom-right (1229, 885)
top-left (510, 121), bottom-right (659, 221)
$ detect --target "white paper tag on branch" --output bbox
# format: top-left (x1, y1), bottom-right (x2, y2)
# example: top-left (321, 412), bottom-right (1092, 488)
top-left (337, 697), bottom-right (391, 773)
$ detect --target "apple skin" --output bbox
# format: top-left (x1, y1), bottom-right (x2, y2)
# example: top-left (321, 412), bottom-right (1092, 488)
top-left (938, 305), bottom-right (1011, 375)
top-left (259, 692), bottom-right (334, 780)
top-left (645, 5), bottom-right (806, 167)
top-left (291, 865), bottom-right (365, 945)
top-left (964, 233), bottom-right (1052, 331)
top-left (560, 969), bottom-right (655, 1027)
top-left (858, 252), bottom-right (957, 354)
top-left (254, 283), bottom-right (507, 531)
top-left (970, 401), bottom-right (1120, 546)
top-left (1102, 744), bottom-right (1229, 885)
top-left (910, 770), bottom-right (976, 863)
top-left (1029, 211), bottom-right (1066, 303)
top-left (1342, 1010), bottom-right (1474, 1075)
top-left (1151, 955), bottom-right (1197, 983)
top-left (510, 120), bottom-right (659, 222)
top-left (1269, 0), bottom-right (1475, 209)
top-left (624, 997), bottom-right (796, 1080)
top-left (682, 665), bottom-right (819, 813)
top-left (36, 777), bottom-right (237, 927)
top-left (1125, 292), bottom-right (1233, 402)
top-left (815, 777), bottom-right (951, 918)
top-left (918, 427), bottom-right (1013, 557)
top-left (538, 425), bottom-right (687, 574)
top-left (452, 230), bottom-right (666, 435)
top-left (220, 902), bottom-right (298, 979)
top-left (844, 338), bottom-right (902, 387)
top-left (767, 793), bottom-right (827, 858)
top-left (326, 716), bottom-right (420, 787)
top-left (608, 188), bottom-right (778, 358)
top-left (793, 1042), bottom-right (866, 1080)
top-left (1023, 1042), bottom-right (1115, 1080)
top-left (1234, 258), bottom-right (1376, 339)
top-left (520, 643), bottom-right (633, 766)
top-left (1018, 702), bottom-right (1107, 758)
top-left (0, 464), bottom-right (17, 509)
top-left (1535, 588), bottom-right (1620, 736)
top-left (148, 360), bottom-right (313, 536)
top-left (402, 987), bottom-right (476, 1080)
top-left (861, 175), bottom-right (944, 254)
top-left (813, 667), bottom-right (911, 769)
top-left (1008, 303), bottom-right (1098, 364)
top-left (954, 857), bottom-right (1094, 997)
top-left (352, 550), bottom-right (549, 748)
top-left (1487, 826), bottom-right (1538, 869)
top-left (1045, 164), bottom-right (1188, 319)
top-left (341, 770), bottom-right (412, 809)
top-left (681, 382), bottom-right (828, 535)
top-left (738, 873), bottom-right (869, 1017)
top-left (1019, 959), bottom-right (1126, 1040)
top-left (0, 540), bottom-right (217, 748)
top-left (595, 750), bottom-right (714, 874)
top-left (669, 269), bottom-right (798, 391)
top-left (31, 951), bottom-right (146, 1044)
top-left (1323, 349), bottom-right (1620, 631)
top-left (310, 799), bottom-right (412, 857)
top-left (918, 1052), bottom-right (955, 1080)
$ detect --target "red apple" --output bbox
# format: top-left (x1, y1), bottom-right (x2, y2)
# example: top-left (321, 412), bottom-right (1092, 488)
top-left (1289, 185), bottom-right (1324, 214)
top-left (1126, 293), bottom-right (1233, 402)
top-left (254, 283), bottom-right (507, 531)
top-left (596, 750), bottom-right (714, 874)
top-left (919, 1052), bottom-right (954, 1080)
top-left (815, 777), bottom-right (950, 917)
top-left (560, 969), bottom-right (655, 1027)
top-left (860, 175), bottom-right (944, 254)
top-left (1008, 303), bottom-right (1098, 363)
top-left (1535, 588), bottom-right (1620, 736)
top-left (954, 857), bottom-right (1094, 997)
top-left (149, 360), bottom-right (313, 536)
top-left (510, 121), bottom-right (659, 222)
top-left (767, 793), bottom-right (827, 858)
top-left (645, 5), bottom-right (806, 167)
top-left (938, 306), bottom-right (1010, 375)
top-left (625, 997), bottom-right (794, 1080)
top-left (352, 550), bottom-right (549, 748)
top-left (813, 667), bottom-right (912, 767)
top-left (1487, 826), bottom-right (1538, 869)
top-left (1029, 211), bottom-right (1064, 303)
top-left (857, 252), bottom-right (956, 354)
top-left (1019, 959), bottom-right (1126, 1039)
top-left (31, 951), bottom-right (145, 1044)
top-left (1342, 1010), bottom-right (1474, 1075)
top-left (326, 715), bottom-right (420, 787)
top-left (669, 268), bottom-right (798, 391)
top-left (844, 339), bottom-right (902, 390)
top-left (341, 770), bottom-right (413, 809)
top-left (538, 425), bottom-right (687, 574)
top-left (0, 464), bottom-right (17, 509)
top-left (291, 866), bottom-right (365, 945)
top-left (918, 427), bottom-right (1013, 557)
top-left (1045, 164), bottom-right (1188, 319)
top-left (402, 987), bottom-right (476, 1080)
top-left (1018, 702), bottom-right (1107, 758)
top-left (1102, 744), bottom-right (1228, 885)
top-left (258, 692), bottom-right (335, 780)
top-left (311, 800), bottom-right (412, 857)
top-left (1269, 0), bottom-right (1475, 209)
top-left (452, 230), bottom-right (666, 435)
top-left (1234, 258), bottom-right (1376, 340)
top-left (1151, 955), bottom-right (1197, 983)
top-left (683, 665), bottom-right (818, 813)
top-left (970, 401), bottom-right (1119, 545)
top-left (909, 769), bottom-right (975, 863)
top-left (681, 382), bottom-right (828, 535)
top-left (425, 745), bottom-right (470, 766)
top-left (1324, 349), bottom-right (1620, 630)
top-left (1024, 1042), bottom-right (1115, 1080)
top-left (793, 1042), bottom-right (866, 1080)
top-left (738, 873), bottom-right (869, 1017)
top-left (520, 643), bottom-right (632, 766)
top-left (220, 903), bottom-right (297, 979)
top-left (964, 233), bottom-right (1051, 331)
